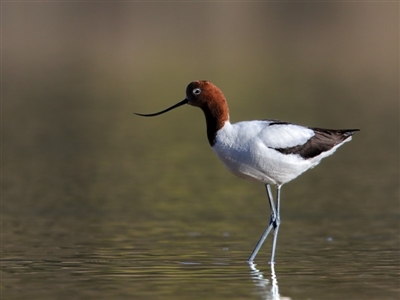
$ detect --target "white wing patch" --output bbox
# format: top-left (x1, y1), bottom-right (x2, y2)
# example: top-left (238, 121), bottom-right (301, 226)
top-left (232, 121), bottom-right (314, 149)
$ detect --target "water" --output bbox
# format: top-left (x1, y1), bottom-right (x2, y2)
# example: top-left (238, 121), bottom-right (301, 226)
top-left (3, 3), bottom-right (399, 299)
top-left (3, 212), bottom-right (399, 299)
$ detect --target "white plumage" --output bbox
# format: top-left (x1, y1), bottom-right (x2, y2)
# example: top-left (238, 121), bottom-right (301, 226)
top-left (213, 120), bottom-right (352, 186)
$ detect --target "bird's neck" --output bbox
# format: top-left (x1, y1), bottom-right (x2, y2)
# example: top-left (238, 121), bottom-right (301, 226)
top-left (201, 102), bottom-right (229, 147)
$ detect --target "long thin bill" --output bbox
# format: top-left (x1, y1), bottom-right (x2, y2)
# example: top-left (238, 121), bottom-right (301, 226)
top-left (134, 99), bottom-right (188, 117)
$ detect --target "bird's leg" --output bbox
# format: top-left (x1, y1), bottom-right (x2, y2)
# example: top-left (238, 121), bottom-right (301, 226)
top-left (247, 184), bottom-right (276, 263)
top-left (270, 186), bottom-right (281, 264)
top-left (266, 184), bottom-right (278, 228)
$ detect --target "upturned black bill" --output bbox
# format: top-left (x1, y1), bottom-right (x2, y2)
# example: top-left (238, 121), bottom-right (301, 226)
top-left (134, 99), bottom-right (188, 117)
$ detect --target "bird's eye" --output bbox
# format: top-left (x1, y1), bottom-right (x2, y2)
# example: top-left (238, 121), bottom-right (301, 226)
top-left (193, 88), bottom-right (201, 95)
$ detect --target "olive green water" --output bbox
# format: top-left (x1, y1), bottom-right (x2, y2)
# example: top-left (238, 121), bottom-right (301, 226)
top-left (2, 3), bottom-right (399, 300)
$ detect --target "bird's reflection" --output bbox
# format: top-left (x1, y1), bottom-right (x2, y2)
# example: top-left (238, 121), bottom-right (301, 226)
top-left (248, 262), bottom-right (291, 300)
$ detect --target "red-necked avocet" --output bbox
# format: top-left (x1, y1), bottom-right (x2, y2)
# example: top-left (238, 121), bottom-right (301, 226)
top-left (135, 80), bottom-right (359, 264)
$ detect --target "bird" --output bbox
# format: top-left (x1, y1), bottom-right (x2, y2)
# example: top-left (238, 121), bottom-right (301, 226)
top-left (135, 80), bottom-right (359, 264)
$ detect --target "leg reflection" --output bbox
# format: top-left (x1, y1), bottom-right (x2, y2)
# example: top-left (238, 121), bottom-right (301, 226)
top-left (248, 262), bottom-right (291, 300)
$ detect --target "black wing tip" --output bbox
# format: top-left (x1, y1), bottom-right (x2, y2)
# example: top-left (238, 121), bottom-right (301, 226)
top-left (343, 129), bottom-right (360, 136)
top-left (312, 127), bottom-right (360, 136)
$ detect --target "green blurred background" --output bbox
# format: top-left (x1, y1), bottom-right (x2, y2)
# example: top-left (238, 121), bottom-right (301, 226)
top-left (2, 2), bottom-right (399, 299)
top-left (4, 2), bottom-right (398, 217)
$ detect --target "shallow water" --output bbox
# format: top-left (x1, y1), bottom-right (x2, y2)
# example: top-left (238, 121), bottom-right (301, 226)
top-left (3, 212), bottom-right (399, 300)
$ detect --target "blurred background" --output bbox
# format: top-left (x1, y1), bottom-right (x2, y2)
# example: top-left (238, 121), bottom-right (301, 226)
top-left (3, 2), bottom-right (399, 300)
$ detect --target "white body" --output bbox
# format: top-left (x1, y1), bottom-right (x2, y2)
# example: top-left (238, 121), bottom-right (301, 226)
top-left (212, 120), bottom-right (352, 186)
